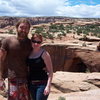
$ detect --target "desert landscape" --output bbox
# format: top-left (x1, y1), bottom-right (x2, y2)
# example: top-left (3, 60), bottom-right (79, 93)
top-left (0, 17), bottom-right (100, 100)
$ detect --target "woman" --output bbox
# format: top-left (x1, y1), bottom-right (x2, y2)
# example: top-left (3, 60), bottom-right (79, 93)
top-left (27, 34), bottom-right (53, 100)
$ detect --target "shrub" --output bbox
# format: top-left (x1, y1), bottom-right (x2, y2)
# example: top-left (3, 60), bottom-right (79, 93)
top-left (48, 33), bottom-right (54, 39)
top-left (8, 29), bottom-right (15, 34)
top-left (59, 24), bottom-right (64, 30)
top-left (82, 42), bottom-right (87, 47)
top-left (57, 96), bottom-right (66, 100)
top-left (35, 27), bottom-right (43, 33)
top-left (41, 32), bottom-right (47, 38)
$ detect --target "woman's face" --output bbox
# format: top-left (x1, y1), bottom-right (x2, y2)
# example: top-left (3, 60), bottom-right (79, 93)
top-left (31, 37), bottom-right (42, 48)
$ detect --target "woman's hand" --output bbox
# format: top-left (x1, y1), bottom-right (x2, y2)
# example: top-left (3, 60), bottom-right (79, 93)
top-left (43, 86), bottom-right (50, 96)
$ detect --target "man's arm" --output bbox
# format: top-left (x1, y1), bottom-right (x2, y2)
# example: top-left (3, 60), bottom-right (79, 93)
top-left (0, 49), bottom-right (7, 90)
top-left (0, 49), bottom-right (7, 79)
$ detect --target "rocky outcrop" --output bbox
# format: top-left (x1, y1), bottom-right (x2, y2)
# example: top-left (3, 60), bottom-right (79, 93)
top-left (48, 71), bottom-right (100, 100)
top-left (75, 50), bottom-right (100, 72)
top-left (79, 37), bottom-right (100, 42)
top-left (1, 72), bottom-right (100, 100)
top-left (43, 44), bottom-right (100, 72)
top-left (51, 72), bottom-right (100, 93)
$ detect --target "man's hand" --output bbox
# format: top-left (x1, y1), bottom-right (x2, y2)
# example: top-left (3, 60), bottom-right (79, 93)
top-left (0, 79), bottom-right (5, 91)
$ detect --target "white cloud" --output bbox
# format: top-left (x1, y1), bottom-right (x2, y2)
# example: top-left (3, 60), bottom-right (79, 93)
top-left (57, 4), bottom-right (100, 18)
top-left (0, 0), bottom-right (100, 18)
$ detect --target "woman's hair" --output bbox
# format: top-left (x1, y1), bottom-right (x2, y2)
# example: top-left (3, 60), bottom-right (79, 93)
top-left (31, 34), bottom-right (43, 42)
top-left (16, 18), bottom-right (31, 29)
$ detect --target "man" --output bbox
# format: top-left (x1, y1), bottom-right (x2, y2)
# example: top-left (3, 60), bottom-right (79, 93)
top-left (0, 18), bottom-right (32, 100)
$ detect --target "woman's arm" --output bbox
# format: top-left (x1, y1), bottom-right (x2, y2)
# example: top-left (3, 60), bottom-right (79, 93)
top-left (42, 50), bottom-right (53, 95)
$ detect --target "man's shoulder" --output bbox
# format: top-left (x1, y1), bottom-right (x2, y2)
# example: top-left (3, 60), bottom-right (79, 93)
top-left (3, 36), bottom-right (16, 41)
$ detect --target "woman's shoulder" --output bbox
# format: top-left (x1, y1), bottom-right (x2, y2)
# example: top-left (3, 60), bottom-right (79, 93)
top-left (41, 49), bottom-right (50, 59)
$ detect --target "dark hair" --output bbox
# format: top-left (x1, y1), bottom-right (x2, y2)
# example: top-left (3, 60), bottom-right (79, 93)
top-left (16, 18), bottom-right (31, 29)
top-left (31, 33), bottom-right (43, 42)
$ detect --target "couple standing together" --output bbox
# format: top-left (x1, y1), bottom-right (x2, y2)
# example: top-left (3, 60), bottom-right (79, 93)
top-left (0, 18), bottom-right (53, 100)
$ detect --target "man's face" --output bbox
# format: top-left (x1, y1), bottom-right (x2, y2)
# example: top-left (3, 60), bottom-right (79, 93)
top-left (17, 23), bottom-right (30, 38)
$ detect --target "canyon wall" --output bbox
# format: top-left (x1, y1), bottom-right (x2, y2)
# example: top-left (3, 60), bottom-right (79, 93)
top-left (43, 44), bottom-right (100, 72)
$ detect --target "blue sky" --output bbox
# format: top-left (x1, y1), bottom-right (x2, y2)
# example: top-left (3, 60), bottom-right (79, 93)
top-left (0, 0), bottom-right (100, 18)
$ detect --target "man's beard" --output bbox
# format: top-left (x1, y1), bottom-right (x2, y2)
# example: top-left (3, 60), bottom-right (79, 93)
top-left (17, 32), bottom-right (27, 39)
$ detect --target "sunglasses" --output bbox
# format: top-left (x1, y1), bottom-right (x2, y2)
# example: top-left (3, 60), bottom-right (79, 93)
top-left (31, 40), bottom-right (42, 44)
